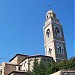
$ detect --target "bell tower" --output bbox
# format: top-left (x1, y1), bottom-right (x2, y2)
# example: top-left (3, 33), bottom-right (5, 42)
top-left (43, 10), bottom-right (67, 62)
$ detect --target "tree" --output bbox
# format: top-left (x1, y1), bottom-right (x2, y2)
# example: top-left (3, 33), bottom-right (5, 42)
top-left (57, 57), bottom-right (75, 70)
top-left (68, 57), bottom-right (75, 70)
top-left (27, 57), bottom-right (75, 75)
top-left (27, 71), bottom-right (33, 75)
top-left (58, 59), bottom-right (69, 70)
top-left (32, 59), bottom-right (59, 75)
top-left (32, 59), bottom-right (39, 75)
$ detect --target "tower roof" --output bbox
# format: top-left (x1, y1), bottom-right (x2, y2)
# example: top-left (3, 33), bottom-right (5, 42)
top-left (46, 10), bottom-right (56, 18)
top-left (46, 10), bottom-right (55, 15)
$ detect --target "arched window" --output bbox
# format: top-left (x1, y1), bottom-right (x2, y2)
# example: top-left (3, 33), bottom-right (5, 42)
top-left (59, 47), bottom-right (61, 53)
top-left (48, 48), bottom-right (52, 55)
top-left (47, 15), bottom-right (48, 18)
top-left (57, 43), bottom-right (64, 54)
top-left (54, 26), bottom-right (61, 37)
top-left (46, 29), bottom-right (50, 38)
top-left (62, 49), bottom-right (64, 54)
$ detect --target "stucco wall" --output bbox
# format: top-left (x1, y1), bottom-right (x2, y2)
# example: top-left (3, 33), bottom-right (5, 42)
top-left (2, 63), bottom-right (16, 75)
top-left (20, 57), bottom-right (41, 72)
top-left (10, 55), bottom-right (28, 65)
top-left (10, 57), bottom-right (18, 64)
top-left (20, 58), bottom-right (29, 72)
top-left (50, 71), bottom-right (61, 75)
top-left (20, 56), bottom-right (52, 72)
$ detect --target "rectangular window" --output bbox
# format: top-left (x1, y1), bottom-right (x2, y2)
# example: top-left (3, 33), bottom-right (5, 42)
top-left (18, 66), bottom-right (20, 70)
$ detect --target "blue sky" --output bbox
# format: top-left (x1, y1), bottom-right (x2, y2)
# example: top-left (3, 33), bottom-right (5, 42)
top-left (0, 0), bottom-right (74, 63)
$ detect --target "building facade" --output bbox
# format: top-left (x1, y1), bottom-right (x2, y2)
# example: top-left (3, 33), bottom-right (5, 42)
top-left (0, 54), bottom-right (53, 75)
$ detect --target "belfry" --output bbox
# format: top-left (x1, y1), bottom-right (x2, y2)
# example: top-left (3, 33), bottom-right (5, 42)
top-left (43, 10), bottom-right (67, 62)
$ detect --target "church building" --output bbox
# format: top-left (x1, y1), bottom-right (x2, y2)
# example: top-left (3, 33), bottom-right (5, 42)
top-left (0, 9), bottom-right (68, 75)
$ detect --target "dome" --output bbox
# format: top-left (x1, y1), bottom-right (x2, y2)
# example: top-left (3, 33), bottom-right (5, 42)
top-left (46, 10), bottom-right (55, 15)
top-left (46, 10), bottom-right (56, 19)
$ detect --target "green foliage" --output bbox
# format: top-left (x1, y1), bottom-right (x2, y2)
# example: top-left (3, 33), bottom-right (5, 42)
top-left (57, 57), bottom-right (75, 70)
top-left (28, 57), bottom-right (75, 75)
top-left (33, 59), bottom-right (47, 75)
top-left (32, 59), bottom-right (59, 75)
top-left (58, 59), bottom-right (69, 70)
top-left (50, 62), bottom-right (59, 74)
top-left (68, 57), bottom-right (75, 70)
top-left (27, 71), bottom-right (33, 75)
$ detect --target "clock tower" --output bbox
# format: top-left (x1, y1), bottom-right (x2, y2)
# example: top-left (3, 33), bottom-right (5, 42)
top-left (43, 10), bottom-right (67, 62)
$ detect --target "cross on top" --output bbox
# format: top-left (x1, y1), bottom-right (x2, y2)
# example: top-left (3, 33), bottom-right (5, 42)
top-left (48, 4), bottom-right (51, 10)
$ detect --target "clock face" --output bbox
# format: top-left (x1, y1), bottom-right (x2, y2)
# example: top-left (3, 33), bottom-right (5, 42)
top-left (55, 26), bottom-right (61, 37)
top-left (46, 29), bottom-right (50, 38)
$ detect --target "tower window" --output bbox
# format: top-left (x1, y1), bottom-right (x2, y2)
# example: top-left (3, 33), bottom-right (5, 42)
top-left (48, 48), bottom-right (52, 55)
top-left (53, 14), bottom-right (56, 17)
top-left (57, 47), bottom-right (62, 54)
top-left (47, 15), bottom-right (48, 18)
top-left (57, 46), bottom-right (64, 54)
top-left (54, 26), bottom-right (61, 37)
top-left (59, 47), bottom-right (61, 53)
top-left (57, 48), bottom-right (60, 54)
top-left (62, 49), bottom-right (64, 54)
top-left (57, 43), bottom-right (64, 54)
top-left (46, 29), bottom-right (50, 38)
